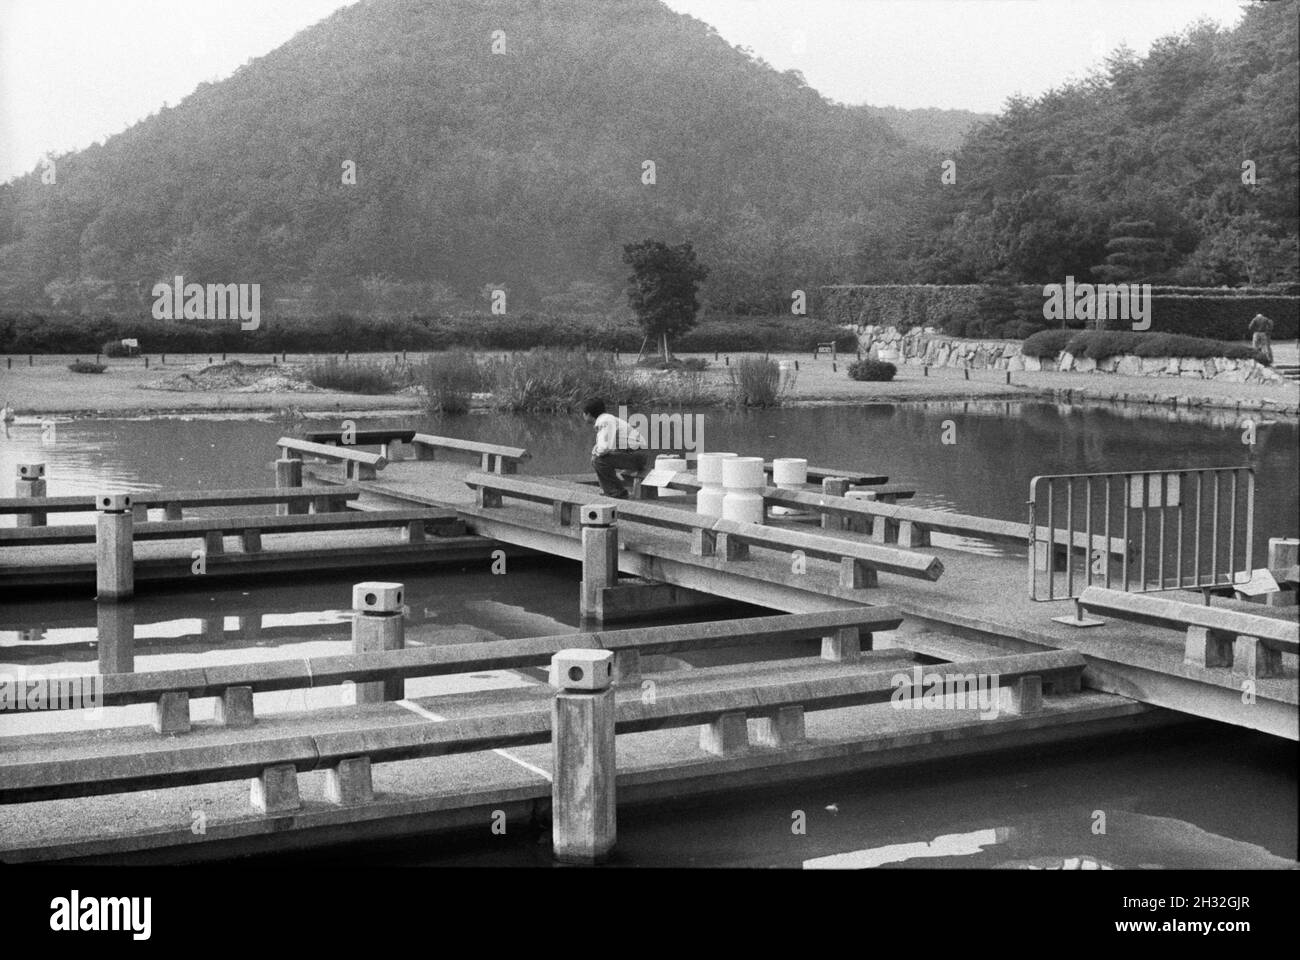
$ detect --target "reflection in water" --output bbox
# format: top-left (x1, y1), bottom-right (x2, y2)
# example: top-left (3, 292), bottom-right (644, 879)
top-left (804, 810), bottom-right (1298, 869)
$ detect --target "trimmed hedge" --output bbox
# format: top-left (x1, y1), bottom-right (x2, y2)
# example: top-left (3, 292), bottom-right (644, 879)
top-left (847, 359), bottom-right (897, 382)
top-left (823, 285), bottom-right (1299, 340)
top-left (1021, 329), bottom-right (1076, 359)
top-left (1027, 329), bottom-right (1262, 362)
top-left (0, 313), bottom-right (857, 355)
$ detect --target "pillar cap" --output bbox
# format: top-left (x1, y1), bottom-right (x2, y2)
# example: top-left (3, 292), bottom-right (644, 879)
top-left (550, 649), bottom-right (614, 691)
top-left (353, 581), bottom-right (404, 613)
top-left (581, 503), bottom-right (617, 526)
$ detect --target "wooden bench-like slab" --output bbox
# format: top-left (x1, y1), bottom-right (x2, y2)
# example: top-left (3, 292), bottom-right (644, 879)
top-left (0, 508), bottom-right (454, 549)
top-left (0, 648), bottom-right (1084, 806)
top-left (408, 433), bottom-right (531, 473)
top-left (1077, 586), bottom-right (1298, 680)
top-left (463, 472), bottom-right (943, 587)
top-left (277, 437), bottom-right (387, 479)
top-left (0, 486), bottom-right (361, 518)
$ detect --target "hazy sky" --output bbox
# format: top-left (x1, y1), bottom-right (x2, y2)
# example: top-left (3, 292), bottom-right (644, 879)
top-left (0, 0), bottom-right (1247, 183)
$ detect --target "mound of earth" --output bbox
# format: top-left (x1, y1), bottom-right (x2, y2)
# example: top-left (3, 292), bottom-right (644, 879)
top-left (144, 361), bottom-right (318, 393)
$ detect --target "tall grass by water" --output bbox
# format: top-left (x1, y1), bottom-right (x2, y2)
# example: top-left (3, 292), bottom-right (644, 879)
top-left (727, 356), bottom-right (793, 407)
top-left (301, 357), bottom-right (409, 394)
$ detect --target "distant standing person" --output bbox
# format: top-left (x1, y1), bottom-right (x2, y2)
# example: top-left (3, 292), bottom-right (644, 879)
top-left (1249, 313), bottom-right (1275, 364)
top-left (581, 398), bottom-right (648, 499)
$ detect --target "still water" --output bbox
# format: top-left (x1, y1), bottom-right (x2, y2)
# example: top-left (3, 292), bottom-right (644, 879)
top-left (0, 401), bottom-right (1296, 867)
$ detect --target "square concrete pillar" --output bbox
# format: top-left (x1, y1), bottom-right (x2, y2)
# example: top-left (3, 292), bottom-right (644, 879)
top-left (240, 529), bottom-right (262, 553)
top-left (1001, 676), bottom-right (1043, 716)
top-left (203, 531), bottom-right (224, 555)
top-left (751, 706), bottom-right (805, 748)
top-left (613, 648), bottom-right (641, 686)
top-left (250, 764), bottom-right (301, 814)
top-left (216, 686), bottom-right (255, 727)
top-left (871, 517), bottom-right (900, 544)
top-left (699, 711), bottom-right (749, 756)
top-left (1232, 636), bottom-right (1282, 680)
top-left (717, 532), bottom-right (748, 561)
top-left (821, 626), bottom-right (861, 662)
top-left (403, 520), bottom-right (425, 543)
top-left (898, 520), bottom-right (931, 548)
top-left (325, 757), bottom-right (374, 805)
top-left (691, 528), bottom-right (716, 557)
top-left (1185, 626), bottom-right (1234, 669)
top-left (840, 558), bottom-right (878, 589)
top-left (152, 691), bottom-right (190, 735)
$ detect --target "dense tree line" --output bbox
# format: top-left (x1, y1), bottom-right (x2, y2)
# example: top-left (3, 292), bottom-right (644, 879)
top-left (0, 0), bottom-right (1294, 325)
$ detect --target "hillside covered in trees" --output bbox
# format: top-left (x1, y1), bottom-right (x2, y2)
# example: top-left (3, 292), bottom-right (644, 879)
top-left (0, 0), bottom-right (1295, 323)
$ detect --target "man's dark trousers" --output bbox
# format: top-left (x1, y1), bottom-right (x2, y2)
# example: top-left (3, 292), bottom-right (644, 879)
top-left (593, 450), bottom-right (648, 497)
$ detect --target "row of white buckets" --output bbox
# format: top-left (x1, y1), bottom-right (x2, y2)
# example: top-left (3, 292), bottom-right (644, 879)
top-left (679, 452), bottom-right (809, 524)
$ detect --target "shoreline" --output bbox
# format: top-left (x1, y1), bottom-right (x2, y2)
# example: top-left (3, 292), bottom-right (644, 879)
top-left (2, 351), bottom-right (1296, 419)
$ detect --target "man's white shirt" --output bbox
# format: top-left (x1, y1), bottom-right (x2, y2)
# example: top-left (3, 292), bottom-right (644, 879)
top-left (593, 413), bottom-right (647, 455)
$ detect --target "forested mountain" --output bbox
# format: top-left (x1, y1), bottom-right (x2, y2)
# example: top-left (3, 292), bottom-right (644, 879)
top-left (0, 0), bottom-right (924, 317)
top-left (0, 0), bottom-right (1295, 322)
top-left (859, 106), bottom-right (992, 153)
top-left (908, 0), bottom-right (1299, 287)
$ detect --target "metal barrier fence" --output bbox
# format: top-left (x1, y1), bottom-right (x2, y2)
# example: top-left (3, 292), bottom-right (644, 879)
top-left (1028, 467), bottom-right (1255, 601)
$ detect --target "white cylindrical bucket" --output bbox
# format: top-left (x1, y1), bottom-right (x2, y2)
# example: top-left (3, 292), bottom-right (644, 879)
top-left (771, 457), bottom-right (808, 487)
top-left (696, 452), bottom-right (737, 485)
top-left (696, 452), bottom-right (736, 518)
top-left (722, 490), bottom-right (765, 524)
top-left (722, 456), bottom-right (765, 491)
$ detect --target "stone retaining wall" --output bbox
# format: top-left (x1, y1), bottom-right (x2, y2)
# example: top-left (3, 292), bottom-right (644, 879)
top-left (857, 325), bottom-right (1284, 384)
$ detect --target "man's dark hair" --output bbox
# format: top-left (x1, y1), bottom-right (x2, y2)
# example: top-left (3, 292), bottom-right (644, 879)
top-left (581, 398), bottom-right (606, 418)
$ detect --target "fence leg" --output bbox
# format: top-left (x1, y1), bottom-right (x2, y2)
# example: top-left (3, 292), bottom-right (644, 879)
top-left (840, 558), bottom-right (878, 589)
top-left (250, 764), bottom-right (301, 814)
top-left (752, 706), bottom-right (805, 748)
top-left (153, 691), bottom-right (191, 735)
top-left (1231, 637), bottom-right (1282, 680)
top-left (14, 463), bottom-right (46, 527)
top-left (325, 757), bottom-right (374, 805)
top-left (1001, 676), bottom-right (1043, 716)
top-left (1184, 626), bottom-right (1234, 669)
top-left (898, 520), bottom-right (931, 548)
top-left (1267, 538), bottom-right (1298, 607)
top-left (821, 626), bottom-right (862, 661)
top-left (275, 457), bottom-right (305, 516)
top-left (551, 650), bottom-right (617, 864)
top-left (351, 581), bottom-right (405, 702)
top-left (216, 686), bottom-right (256, 728)
top-left (700, 711), bottom-right (749, 756)
top-left (96, 494), bottom-right (134, 601)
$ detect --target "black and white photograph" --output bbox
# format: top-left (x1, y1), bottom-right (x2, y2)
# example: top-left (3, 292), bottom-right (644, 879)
top-left (0, 0), bottom-right (1296, 938)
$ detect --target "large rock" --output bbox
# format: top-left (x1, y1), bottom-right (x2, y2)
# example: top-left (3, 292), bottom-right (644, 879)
top-left (1074, 356), bottom-right (1097, 373)
top-left (1059, 352), bottom-right (1074, 371)
top-left (1214, 367), bottom-right (1247, 383)
top-left (1142, 359), bottom-right (1166, 375)
top-left (1165, 358), bottom-right (1181, 376)
top-left (1008, 354), bottom-right (1026, 371)
top-left (1116, 355), bottom-right (1142, 377)
top-left (935, 345), bottom-right (951, 366)
top-left (1179, 358), bottom-right (1204, 377)
top-left (1023, 355), bottom-right (1042, 372)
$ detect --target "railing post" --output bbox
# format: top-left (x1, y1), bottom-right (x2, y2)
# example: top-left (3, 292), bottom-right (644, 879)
top-left (96, 601), bottom-right (136, 675)
top-left (14, 463), bottom-right (46, 527)
top-left (351, 581), bottom-right (405, 702)
top-left (1268, 537), bottom-right (1298, 607)
top-left (95, 493), bottom-right (134, 602)
top-left (551, 649), bottom-right (617, 864)
top-left (275, 457), bottom-right (305, 515)
top-left (580, 505), bottom-right (619, 621)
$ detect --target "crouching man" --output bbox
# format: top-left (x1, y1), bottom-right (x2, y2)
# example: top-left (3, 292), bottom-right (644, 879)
top-left (581, 398), bottom-right (647, 499)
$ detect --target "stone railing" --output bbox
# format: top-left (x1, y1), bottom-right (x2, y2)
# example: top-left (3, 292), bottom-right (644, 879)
top-left (856, 325), bottom-right (1285, 384)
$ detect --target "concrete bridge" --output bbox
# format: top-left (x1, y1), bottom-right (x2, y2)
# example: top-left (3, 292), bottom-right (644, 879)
top-left (0, 431), bottom-right (1294, 864)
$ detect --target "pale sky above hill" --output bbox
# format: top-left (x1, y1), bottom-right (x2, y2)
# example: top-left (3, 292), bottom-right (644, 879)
top-left (0, 0), bottom-right (1247, 183)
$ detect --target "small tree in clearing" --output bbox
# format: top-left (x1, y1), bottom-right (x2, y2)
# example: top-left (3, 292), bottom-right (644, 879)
top-left (622, 240), bottom-right (709, 361)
